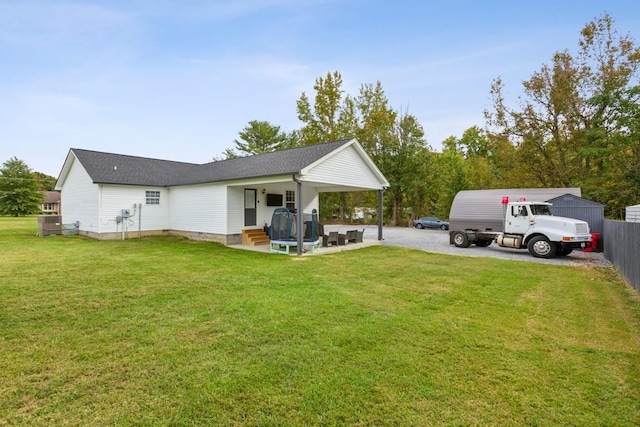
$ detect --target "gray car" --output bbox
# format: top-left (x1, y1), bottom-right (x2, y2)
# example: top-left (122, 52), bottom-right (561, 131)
top-left (412, 216), bottom-right (449, 230)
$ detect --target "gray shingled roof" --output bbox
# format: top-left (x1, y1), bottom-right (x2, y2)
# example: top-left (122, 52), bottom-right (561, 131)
top-left (71, 139), bottom-right (352, 187)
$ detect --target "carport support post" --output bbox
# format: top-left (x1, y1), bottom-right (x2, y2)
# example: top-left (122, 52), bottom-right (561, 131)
top-left (296, 178), bottom-right (303, 256)
top-left (378, 189), bottom-right (384, 241)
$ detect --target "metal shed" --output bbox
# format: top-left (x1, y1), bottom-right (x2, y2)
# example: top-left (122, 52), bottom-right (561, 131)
top-left (448, 188), bottom-right (582, 232)
top-left (547, 193), bottom-right (605, 234)
top-left (626, 204), bottom-right (640, 223)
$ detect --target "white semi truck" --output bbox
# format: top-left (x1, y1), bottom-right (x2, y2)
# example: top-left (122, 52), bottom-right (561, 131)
top-left (449, 196), bottom-right (592, 258)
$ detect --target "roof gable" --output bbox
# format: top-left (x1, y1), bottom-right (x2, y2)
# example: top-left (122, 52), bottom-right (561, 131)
top-left (547, 193), bottom-right (604, 207)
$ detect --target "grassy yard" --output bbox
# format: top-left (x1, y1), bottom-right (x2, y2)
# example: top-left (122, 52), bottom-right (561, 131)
top-left (1, 217), bottom-right (639, 426)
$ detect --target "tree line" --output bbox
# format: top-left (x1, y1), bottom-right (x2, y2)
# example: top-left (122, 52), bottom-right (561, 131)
top-left (221, 13), bottom-right (639, 224)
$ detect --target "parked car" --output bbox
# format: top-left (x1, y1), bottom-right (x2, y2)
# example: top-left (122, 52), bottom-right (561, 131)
top-left (413, 216), bottom-right (449, 230)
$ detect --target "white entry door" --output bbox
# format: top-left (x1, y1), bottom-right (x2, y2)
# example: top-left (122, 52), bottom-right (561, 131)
top-left (244, 189), bottom-right (257, 226)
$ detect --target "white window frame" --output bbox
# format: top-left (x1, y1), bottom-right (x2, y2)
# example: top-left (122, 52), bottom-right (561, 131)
top-left (146, 190), bottom-right (160, 205)
top-left (286, 190), bottom-right (295, 209)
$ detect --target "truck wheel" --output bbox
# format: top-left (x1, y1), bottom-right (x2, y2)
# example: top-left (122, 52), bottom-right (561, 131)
top-left (452, 231), bottom-right (471, 248)
top-left (527, 236), bottom-right (557, 258)
top-left (475, 239), bottom-right (492, 247)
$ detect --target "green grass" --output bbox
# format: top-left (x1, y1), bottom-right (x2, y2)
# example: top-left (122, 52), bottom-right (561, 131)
top-left (1, 216), bottom-right (639, 426)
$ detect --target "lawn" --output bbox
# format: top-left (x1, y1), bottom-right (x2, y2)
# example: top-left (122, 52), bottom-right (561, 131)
top-left (1, 217), bottom-right (639, 426)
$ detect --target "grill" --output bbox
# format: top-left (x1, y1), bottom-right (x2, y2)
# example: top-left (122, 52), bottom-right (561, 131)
top-left (576, 223), bottom-right (589, 234)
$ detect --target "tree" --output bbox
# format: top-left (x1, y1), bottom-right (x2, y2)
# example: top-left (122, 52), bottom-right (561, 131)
top-left (211, 148), bottom-right (239, 161)
top-left (485, 13), bottom-right (640, 217)
top-left (0, 157), bottom-right (43, 216)
top-left (296, 71), bottom-right (358, 145)
top-left (233, 120), bottom-right (289, 155)
top-left (450, 126), bottom-right (504, 190)
top-left (296, 73), bottom-right (433, 225)
top-left (296, 71), bottom-right (359, 221)
top-left (33, 171), bottom-right (56, 191)
top-left (431, 137), bottom-right (469, 219)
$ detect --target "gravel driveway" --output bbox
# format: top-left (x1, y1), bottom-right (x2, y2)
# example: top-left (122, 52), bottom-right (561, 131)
top-left (325, 225), bottom-right (611, 267)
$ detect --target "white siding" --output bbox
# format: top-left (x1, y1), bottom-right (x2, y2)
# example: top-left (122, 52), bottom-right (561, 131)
top-left (60, 159), bottom-right (100, 232)
top-left (227, 187), bottom-right (245, 233)
top-left (253, 183), bottom-right (296, 229)
top-left (302, 144), bottom-right (383, 189)
top-left (169, 184), bottom-right (227, 233)
top-left (302, 189), bottom-right (319, 213)
top-left (99, 185), bottom-right (170, 233)
top-left (231, 184), bottom-right (320, 232)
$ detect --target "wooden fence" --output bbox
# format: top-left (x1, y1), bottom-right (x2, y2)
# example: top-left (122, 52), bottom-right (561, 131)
top-left (603, 219), bottom-right (640, 292)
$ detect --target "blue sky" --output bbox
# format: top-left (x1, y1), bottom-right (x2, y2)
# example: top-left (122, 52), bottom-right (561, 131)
top-left (1, 0), bottom-right (639, 177)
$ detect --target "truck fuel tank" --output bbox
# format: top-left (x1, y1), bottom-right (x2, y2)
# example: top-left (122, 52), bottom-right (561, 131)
top-left (496, 234), bottom-right (523, 249)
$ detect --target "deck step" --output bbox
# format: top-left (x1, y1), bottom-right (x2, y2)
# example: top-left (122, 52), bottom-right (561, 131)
top-left (242, 229), bottom-right (270, 246)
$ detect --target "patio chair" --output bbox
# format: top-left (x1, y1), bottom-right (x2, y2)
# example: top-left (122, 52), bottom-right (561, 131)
top-left (355, 228), bottom-right (364, 243)
top-left (327, 231), bottom-right (345, 246)
top-left (345, 230), bottom-right (357, 243)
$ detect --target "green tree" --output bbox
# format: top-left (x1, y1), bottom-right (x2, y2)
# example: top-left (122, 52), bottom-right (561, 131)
top-left (233, 120), bottom-right (289, 155)
top-left (451, 126), bottom-right (504, 190)
top-left (296, 71), bottom-right (359, 221)
top-left (368, 108), bottom-right (428, 226)
top-left (485, 13), bottom-right (640, 217)
top-left (0, 157), bottom-right (43, 216)
top-left (296, 71), bottom-right (358, 145)
top-left (212, 148), bottom-right (240, 161)
top-left (432, 138), bottom-right (469, 219)
top-left (33, 171), bottom-right (57, 191)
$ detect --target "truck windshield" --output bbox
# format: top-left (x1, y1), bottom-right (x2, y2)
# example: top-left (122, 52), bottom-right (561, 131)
top-left (530, 204), bottom-right (551, 215)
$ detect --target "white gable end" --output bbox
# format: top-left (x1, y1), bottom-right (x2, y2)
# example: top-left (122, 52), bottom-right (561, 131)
top-left (301, 143), bottom-right (386, 190)
top-left (60, 156), bottom-right (100, 232)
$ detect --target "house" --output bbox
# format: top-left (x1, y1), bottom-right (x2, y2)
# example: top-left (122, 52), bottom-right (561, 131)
top-left (54, 139), bottom-right (390, 251)
top-left (40, 191), bottom-right (61, 214)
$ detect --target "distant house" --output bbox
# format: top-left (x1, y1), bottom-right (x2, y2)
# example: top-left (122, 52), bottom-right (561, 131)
top-left (54, 139), bottom-right (390, 246)
top-left (40, 191), bottom-right (61, 215)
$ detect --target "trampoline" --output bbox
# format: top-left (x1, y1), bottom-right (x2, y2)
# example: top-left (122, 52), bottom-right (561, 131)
top-left (269, 208), bottom-right (322, 254)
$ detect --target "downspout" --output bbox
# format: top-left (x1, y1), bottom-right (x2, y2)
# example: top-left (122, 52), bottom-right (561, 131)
top-left (293, 174), bottom-right (303, 256)
top-left (378, 187), bottom-right (386, 241)
top-left (138, 203), bottom-right (142, 238)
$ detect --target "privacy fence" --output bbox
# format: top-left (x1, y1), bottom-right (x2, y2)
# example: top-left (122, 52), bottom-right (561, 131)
top-left (603, 219), bottom-right (640, 292)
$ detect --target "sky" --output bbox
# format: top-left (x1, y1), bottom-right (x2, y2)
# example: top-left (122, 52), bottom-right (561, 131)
top-left (1, 0), bottom-right (639, 177)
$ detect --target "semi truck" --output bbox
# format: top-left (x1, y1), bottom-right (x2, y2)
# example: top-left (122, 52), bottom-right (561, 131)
top-left (448, 196), bottom-right (592, 258)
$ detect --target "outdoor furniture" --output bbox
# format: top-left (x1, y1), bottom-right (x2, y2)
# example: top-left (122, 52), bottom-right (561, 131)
top-left (345, 229), bottom-right (357, 243)
top-left (327, 231), bottom-right (346, 246)
top-left (356, 228), bottom-right (364, 243)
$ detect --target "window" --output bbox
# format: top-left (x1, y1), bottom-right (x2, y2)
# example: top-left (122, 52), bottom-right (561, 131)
top-left (530, 204), bottom-right (551, 216)
top-left (286, 190), bottom-right (295, 209)
top-left (146, 190), bottom-right (160, 205)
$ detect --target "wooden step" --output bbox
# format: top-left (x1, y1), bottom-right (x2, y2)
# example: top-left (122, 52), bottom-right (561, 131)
top-left (242, 229), bottom-right (270, 246)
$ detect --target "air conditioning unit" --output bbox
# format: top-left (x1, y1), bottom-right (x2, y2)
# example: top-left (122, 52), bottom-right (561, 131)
top-left (37, 215), bottom-right (62, 236)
